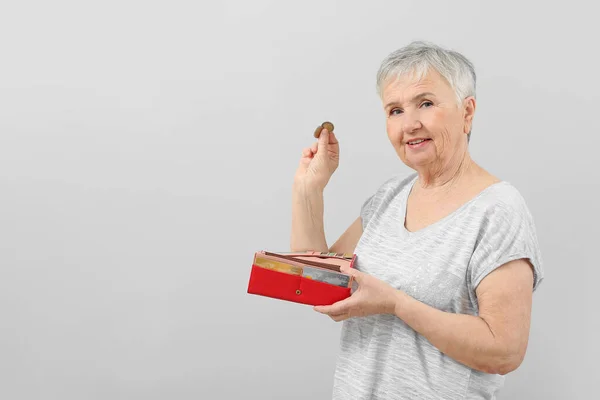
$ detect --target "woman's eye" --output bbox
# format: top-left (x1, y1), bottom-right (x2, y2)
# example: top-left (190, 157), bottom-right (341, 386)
top-left (421, 101), bottom-right (433, 108)
top-left (390, 108), bottom-right (403, 115)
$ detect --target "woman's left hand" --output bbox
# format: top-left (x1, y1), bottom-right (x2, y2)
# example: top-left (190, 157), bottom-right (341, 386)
top-left (314, 265), bottom-right (399, 321)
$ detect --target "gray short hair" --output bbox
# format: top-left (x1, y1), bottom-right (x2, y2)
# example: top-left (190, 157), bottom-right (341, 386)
top-left (376, 41), bottom-right (477, 141)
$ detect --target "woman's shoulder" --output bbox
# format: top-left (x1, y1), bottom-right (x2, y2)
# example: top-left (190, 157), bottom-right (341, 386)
top-left (471, 179), bottom-right (536, 223)
top-left (477, 179), bottom-right (529, 207)
top-left (467, 178), bottom-right (544, 291)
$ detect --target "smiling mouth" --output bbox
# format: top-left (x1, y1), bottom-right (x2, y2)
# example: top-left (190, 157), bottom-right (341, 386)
top-left (407, 138), bottom-right (431, 145)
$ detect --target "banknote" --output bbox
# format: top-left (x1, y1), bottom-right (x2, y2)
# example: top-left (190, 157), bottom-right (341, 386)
top-left (302, 265), bottom-right (351, 288)
top-left (273, 250), bottom-right (354, 259)
top-left (254, 256), bottom-right (303, 276)
top-left (254, 254), bottom-right (352, 288)
top-left (317, 252), bottom-right (354, 259)
top-left (262, 251), bottom-right (346, 272)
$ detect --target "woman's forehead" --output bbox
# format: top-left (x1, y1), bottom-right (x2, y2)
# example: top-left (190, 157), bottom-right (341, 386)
top-left (382, 70), bottom-right (451, 101)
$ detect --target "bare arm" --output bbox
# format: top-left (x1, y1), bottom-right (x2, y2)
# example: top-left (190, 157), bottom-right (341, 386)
top-left (392, 258), bottom-right (534, 375)
top-left (290, 182), bottom-right (328, 252)
top-left (329, 216), bottom-right (363, 254)
top-left (290, 126), bottom-right (363, 254)
top-left (290, 180), bottom-right (363, 254)
top-left (315, 258), bottom-right (535, 375)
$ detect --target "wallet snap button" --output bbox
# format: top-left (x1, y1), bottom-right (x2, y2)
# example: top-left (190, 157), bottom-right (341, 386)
top-left (295, 289), bottom-right (302, 295)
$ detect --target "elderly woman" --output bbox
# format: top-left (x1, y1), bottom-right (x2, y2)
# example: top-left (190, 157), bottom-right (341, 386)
top-left (290, 41), bottom-right (544, 399)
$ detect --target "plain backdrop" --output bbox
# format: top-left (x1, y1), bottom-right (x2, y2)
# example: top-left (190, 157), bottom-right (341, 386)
top-left (1, 1), bottom-right (598, 399)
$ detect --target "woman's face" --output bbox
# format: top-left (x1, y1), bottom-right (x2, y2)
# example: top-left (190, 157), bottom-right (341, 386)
top-left (381, 68), bottom-right (474, 174)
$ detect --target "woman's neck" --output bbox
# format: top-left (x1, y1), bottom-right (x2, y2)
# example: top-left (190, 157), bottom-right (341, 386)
top-left (414, 150), bottom-right (478, 195)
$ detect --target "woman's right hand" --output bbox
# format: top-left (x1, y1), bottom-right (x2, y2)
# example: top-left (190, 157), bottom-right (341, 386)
top-left (294, 127), bottom-right (340, 191)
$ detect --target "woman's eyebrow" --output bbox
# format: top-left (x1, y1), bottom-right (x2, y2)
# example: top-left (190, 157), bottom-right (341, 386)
top-left (412, 92), bottom-right (436, 101)
top-left (385, 92), bottom-right (436, 109)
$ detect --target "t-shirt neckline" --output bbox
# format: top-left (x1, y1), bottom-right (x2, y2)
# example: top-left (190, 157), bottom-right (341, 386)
top-left (399, 175), bottom-right (508, 239)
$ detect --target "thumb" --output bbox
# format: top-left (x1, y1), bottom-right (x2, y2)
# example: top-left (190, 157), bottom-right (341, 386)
top-left (340, 265), bottom-right (364, 284)
top-left (317, 128), bottom-right (330, 153)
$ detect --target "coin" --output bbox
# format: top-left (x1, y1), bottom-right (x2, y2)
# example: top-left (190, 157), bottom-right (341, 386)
top-left (322, 121), bottom-right (334, 132)
top-left (314, 125), bottom-right (323, 138)
top-left (313, 121), bottom-right (335, 138)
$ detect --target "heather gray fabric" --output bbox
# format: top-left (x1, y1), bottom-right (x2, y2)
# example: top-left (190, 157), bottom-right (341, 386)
top-left (332, 173), bottom-right (544, 400)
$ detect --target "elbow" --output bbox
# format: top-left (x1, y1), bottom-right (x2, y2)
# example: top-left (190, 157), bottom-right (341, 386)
top-left (490, 357), bottom-right (523, 376)
top-left (477, 346), bottom-right (527, 376)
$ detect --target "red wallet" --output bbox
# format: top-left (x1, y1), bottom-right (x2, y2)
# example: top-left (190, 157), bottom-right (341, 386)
top-left (247, 251), bottom-right (357, 306)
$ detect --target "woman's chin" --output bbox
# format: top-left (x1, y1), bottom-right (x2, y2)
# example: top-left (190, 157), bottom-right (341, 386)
top-left (403, 154), bottom-right (435, 169)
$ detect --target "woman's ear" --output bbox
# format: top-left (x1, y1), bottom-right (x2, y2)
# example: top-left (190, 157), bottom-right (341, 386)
top-left (463, 97), bottom-right (476, 134)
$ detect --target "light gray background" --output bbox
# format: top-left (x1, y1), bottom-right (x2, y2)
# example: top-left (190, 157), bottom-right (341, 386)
top-left (1, 1), bottom-right (598, 399)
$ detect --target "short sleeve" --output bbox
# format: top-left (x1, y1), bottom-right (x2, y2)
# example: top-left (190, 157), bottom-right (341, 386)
top-left (468, 201), bottom-right (544, 293)
top-left (360, 194), bottom-right (375, 230)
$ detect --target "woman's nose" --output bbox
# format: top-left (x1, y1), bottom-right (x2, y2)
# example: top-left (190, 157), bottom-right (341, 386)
top-left (402, 114), bottom-right (423, 135)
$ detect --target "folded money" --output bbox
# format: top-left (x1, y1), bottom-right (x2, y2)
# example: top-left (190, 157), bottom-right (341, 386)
top-left (253, 251), bottom-right (353, 288)
top-left (274, 250), bottom-right (354, 259)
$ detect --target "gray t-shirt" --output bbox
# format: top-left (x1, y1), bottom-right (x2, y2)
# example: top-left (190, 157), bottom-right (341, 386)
top-left (332, 173), bottom-right (544, 400)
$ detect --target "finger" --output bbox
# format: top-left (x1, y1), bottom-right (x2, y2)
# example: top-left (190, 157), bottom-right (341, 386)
top-left (324, 307), bottom-right (347, 317)
top-left (311, 142), bottom-right (318, 154)
top-left (302, 148), bottom-right (311, 157)
top-left (330, 313), bottom-right (349, 322)
top-left (326, 130), bottom-right (340, 155)
top-left (329, 131), bottom-right (339, 145)
top-left (317, 128), bottom-right (329, 152)
top-left (314, 298), bottom-right (351, 315)
top-left (340, 265), bottom-right (364, 283)
top-left (324, 310), bottom-right (345, 319)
